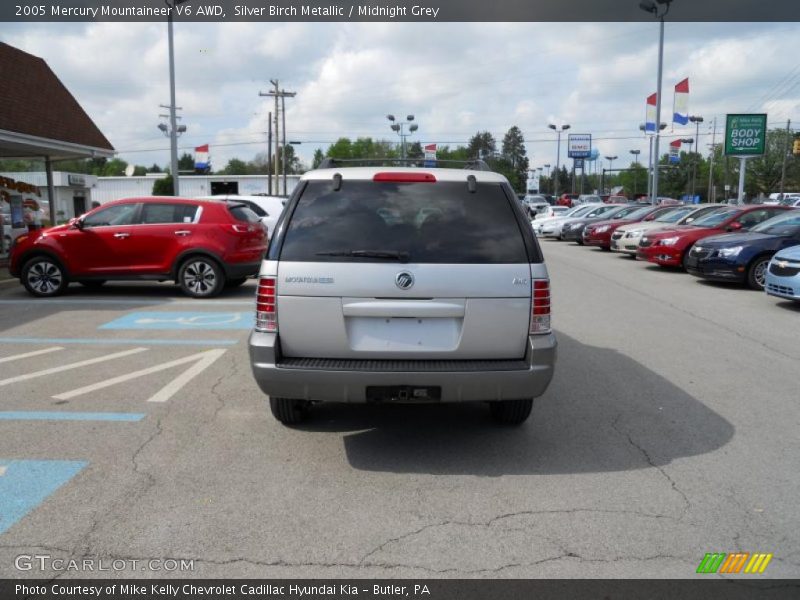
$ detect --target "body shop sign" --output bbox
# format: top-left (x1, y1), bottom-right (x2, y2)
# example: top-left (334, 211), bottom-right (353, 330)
top-left (725, 114), bottom-right (767, 156)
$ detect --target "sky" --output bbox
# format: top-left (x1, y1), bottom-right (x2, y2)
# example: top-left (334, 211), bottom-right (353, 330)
top-left (3, 21), bottom-right (800, 173)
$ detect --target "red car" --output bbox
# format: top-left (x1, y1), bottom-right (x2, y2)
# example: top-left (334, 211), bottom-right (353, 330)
top-left (556, 193), bottom-right (580, 207)
top-left (9, 196), bottom-right (267, 298)
top-left (636, 205), bottom-right (791, 269)
top-left (582, 205), bottom-right (676, 250)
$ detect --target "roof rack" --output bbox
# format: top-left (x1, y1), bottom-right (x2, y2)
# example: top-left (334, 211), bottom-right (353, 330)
top-left (316, 158), bottom-right (492, 171)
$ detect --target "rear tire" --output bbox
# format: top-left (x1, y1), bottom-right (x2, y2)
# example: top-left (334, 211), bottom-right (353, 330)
top-left (489, 398), bottom-right (534, 425)
top-left (270, 397), bottom-right (311, 425)
top-left (21, 256), bottom-right (68, 297)
top-left (178, 256), bottom-right (225, 298)
top-left (746, 256), bottom-right (770, 291)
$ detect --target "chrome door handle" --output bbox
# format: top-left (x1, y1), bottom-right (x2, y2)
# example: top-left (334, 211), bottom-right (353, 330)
top-left (174, 230), bottom-right (191, 236)
top-left (113, 232), bottom-right (130, 239)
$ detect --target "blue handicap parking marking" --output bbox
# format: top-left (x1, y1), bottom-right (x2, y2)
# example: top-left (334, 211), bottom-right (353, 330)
top-left (0, 460), bottom-right (87, 535)
top-left (99, 311), bottom-right (254, 330)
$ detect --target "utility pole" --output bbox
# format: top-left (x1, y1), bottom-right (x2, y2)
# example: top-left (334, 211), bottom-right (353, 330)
top-left (779, 119), bottom-right (791, 199)
top-left (260, 80), bottom-right (296, 196)
top-left (267, 111), bottom-right (272, 195)
top-left (707, 117), bottom-right (717, 202)
top-left (166, 14), bottom-right (180, 195)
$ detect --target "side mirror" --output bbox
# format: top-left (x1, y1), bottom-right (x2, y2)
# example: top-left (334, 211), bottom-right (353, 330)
top-left (70, 217), bottom-right (85, 230)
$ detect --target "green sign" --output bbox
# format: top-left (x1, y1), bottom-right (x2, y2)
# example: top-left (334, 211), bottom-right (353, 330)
top-left (725, 113), bottom-right (767, 156)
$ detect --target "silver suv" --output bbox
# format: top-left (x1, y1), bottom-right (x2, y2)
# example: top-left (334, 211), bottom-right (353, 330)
top-left (248, 161), bottom-right (557, 425)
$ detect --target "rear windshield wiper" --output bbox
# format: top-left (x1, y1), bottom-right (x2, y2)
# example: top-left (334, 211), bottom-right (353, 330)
top-left (315, 250), bottom-right (410, 263)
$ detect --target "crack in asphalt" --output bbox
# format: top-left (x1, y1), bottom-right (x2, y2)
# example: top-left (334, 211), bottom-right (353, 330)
top-left (610, 414), bottom-right (691, 520)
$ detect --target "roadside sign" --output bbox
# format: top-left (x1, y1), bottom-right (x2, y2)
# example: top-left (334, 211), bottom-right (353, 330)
top-left (567, 134), bottom-right (591, 158)
top-left (724, 114), bottom-right (767, 156)
top-left (574, 158), bottom-right (584, 169)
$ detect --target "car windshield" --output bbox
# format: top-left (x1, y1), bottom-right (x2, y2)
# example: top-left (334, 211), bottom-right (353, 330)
top-left (751, 212), bottom-right (800, 235)
top-left (691, 208), bottom-right (739, 227)
top-left (588, 205), bottom-right (626, 218)
top-left (656, 207), bottom-right (694, 222)
top-left (567, 205), bottom-right (598, 218)
top-left (616, 206), bottom-right (652, 220)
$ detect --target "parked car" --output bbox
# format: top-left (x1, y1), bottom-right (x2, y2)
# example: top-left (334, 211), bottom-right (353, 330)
top-left (606, 195), bottom-right (628, 204)
top-left (576, 194), bottom-right (603, 206)
top-left (248, 162), bottom-right (556, 425)
top-left (556, 193), bottom-right (580, 207)
top-left (765, 245), bottom-right (800, 302)
top-left (611, 204), bottom-right (726, 256)
top-left (582, 205), bottom-right (676, 250)
top-left (637, 205), bottom-right (791, 269)
top-left (778, 196), bottom-right (800, 208)
top-left (522, 194), bottom-right (551, 217)
top-left (533, 206), bottom-right (569, 221)
top-left (9, 196), bottom-right (267, 298)
top-left (538, 203), bottom-right (605, 238)
top-left (685, 210), bottom-right (800, 290)
top-left (535, 204), bottom-right (595, 236)
top-left (560, 204), bottom-right (630, 243)
top-left (199, 194), bottom-right (286, 238)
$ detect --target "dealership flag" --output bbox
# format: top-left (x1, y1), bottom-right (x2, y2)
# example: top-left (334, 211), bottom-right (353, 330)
top-left (194, 144), bottom-right (210, 171)
top-left (424, 143), bottom-right (437, 167)
top-left (669, 139), bottom-right (682, 164)
top-left (673, 78), bottom-right (690, 126)
top-left (645, 93), bottom-right (658, 134)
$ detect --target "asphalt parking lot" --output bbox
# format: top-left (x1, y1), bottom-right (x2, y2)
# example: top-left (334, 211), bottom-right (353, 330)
top-left (0, 241), bottom-right (798, 579)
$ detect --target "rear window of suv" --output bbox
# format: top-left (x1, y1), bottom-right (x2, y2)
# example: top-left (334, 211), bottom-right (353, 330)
top-left (228, 203), bottom-right (261, 223)
top-left (279, 180), bottom-right (530, 263)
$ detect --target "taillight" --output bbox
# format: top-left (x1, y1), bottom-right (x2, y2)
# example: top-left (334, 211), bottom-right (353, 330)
top-left (255, 277), bottom-right (277, 332)
top-left (373, 172), bottom-right (436, 183)
top-left (530, 279), bottom-right (551, 335)
top-left (230, 224), bottom-right (254, 233)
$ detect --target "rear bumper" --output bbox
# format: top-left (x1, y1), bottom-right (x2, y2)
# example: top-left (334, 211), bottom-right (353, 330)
top-left (223, 260), bottom-right (261, 279)
top-left (248, 331), bottom-right (557, 403)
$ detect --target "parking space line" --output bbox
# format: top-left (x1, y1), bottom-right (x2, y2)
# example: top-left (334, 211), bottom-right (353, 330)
top-left (0, 348), bottom-right (147, 387)
top-left (0, 411), bottom-right (145, 422)
top-left (0, 337), bottom-right (238, 346)
top-left (147, 348), bottom-right (227, 403)
top-left (53, 348), bottom-right (227, 402)
top-left (0, 347), bottom-right (64, 364)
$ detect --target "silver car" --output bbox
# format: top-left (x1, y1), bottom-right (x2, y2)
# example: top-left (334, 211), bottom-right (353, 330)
top-left (249, 162), bottom-right (557, 425)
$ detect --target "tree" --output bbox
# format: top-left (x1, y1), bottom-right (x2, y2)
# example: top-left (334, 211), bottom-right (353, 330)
top-left (277, 144), bottom-right (302, 174)
top-left (500, 126), bottom-right (529, 191)
top-left (152, 175), bottom-right (173, 196)
top-left (178, 152), bottom-right (195, 173)
top-left (617, 162), bottom-right (649, 197)
top-left (312, 149), bottom-right (325, 169)
top-left (406, 141), bottom-right (424, 160)
top-left (101, 158), bottom-right (129, 177)
top-left (467, 131), bottom-right (496, 160)
top-left (220, 158), bottom-right (249, 175)
top-left (148, 163), bottom-right (163, 173)
top-left (132, 165), bottom-right (148, 176)
top-left (326, 138), bottom-right (354, 159)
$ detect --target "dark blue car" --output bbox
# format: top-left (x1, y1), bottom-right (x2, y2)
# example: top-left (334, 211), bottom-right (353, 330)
top-left (685, 210), bottom-right (800, 290)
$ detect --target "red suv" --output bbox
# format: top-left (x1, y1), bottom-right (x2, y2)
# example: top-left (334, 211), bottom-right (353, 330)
top-left (9, 196), bottom-right (267, 298)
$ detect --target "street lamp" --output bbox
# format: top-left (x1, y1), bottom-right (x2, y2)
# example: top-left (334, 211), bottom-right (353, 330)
top-left (688, 115), bottom-right (704, 198)
top-left (639, 0), bottom-right (674, 204)
top-left (630, 149), bottom-right (641, 195)
top-left (604, 155), bottom-right (618, 193)
top-left (387, 114), bottom-right (418, 159)
top-left (543, 164), bottom-right (551, 194)
top-left (157, 114), bottom-right (187, 183)
top-left (548, 124), bottom-right (570, 198)
top-left (640, 122), bottom-right (667, 199)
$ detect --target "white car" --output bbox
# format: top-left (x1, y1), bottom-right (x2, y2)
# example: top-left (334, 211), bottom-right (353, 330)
top-left (198, 194), bottom-right (286, 238)
top-left (610, 204), bottom-right (726, 255)
top-left (544, 203), bottom-right (619, 239)
top-left (522, 194), bottom-right (551, 217)
top-left (534, 206), bottom-right (569, 221)
top-left (533, 204), bottom-right (596, 237)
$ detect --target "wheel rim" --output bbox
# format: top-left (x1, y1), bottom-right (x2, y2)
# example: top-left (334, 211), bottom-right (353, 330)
top-left (26, 261), bottom-right (62, 294)
top-left (183, 260), bottom-right (217, 295)
top-left (753, 260), bottom-right (768, 288)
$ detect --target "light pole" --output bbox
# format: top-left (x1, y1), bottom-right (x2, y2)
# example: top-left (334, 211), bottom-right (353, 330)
top-left (639, 0), bottom-right (673, 204)
top-left (157, 114), bottom-right (186, 190)
top-left (688, 115), bottom-right (704, 198)
top-left (679, 137), bottom-right (694, 198)
top-left (640, 122), bottom-right (667, 201)
top-left (543, 164), bottom-right (551, 194)
top-left (548, 124), bottom-right (570, 198)
top-left (630, 149), bottom-right (641, 196)
top-left (604, 155), bottom-right (617, 193)
top-left (387, 114), bottom-right (418, 159)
